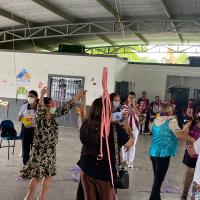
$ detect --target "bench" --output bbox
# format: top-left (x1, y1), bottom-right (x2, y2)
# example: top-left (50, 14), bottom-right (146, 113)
top-left (0, 136), bottom-right (21, 160)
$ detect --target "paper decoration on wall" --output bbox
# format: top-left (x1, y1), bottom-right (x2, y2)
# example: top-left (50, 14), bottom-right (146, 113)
top-left (0, 99), bottom-right (8, 107)
top-left (17, 69), bottom-right (31, 83)
top-left (17, 86), bottom-right (28, 95)
top-left (0, 79), bottom-right (8, 84)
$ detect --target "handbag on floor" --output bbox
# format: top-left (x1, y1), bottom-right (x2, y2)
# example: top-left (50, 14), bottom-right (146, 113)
top-left (112, 123), bottom-right (129, 189)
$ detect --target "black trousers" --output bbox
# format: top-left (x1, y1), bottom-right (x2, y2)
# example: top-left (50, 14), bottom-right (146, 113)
top-left (76, 181), bottom-right (85, 200)
top-left (76, 177), bottom-right (100, 200)
top-left (149, 156), bottom-right (171, 200)
top-left (22, 127), bottom-right (34, 165)
top-left (144, 111), bottom-right (150, 133)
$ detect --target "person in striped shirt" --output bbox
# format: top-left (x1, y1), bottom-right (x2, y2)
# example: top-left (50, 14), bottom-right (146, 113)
top-left (121, 92), bottom-right (139, 168)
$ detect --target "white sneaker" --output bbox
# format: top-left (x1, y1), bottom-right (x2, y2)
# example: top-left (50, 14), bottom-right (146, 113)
top-left (128, 161), bottom-right (133, 168)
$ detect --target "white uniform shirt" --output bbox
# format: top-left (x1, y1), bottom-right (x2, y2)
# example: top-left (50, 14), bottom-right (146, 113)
top-left (18, 103), bottom-right (36, 127)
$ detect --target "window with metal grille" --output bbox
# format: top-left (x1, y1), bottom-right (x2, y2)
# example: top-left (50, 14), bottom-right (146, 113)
top-left (48, 75), bottom-right (84, 102)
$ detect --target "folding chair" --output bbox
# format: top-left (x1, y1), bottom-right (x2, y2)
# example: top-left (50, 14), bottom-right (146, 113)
top-left (0, 120), bottom-right (21, 160)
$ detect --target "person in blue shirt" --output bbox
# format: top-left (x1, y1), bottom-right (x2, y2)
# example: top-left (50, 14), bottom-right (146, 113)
top-left (149, 102), bottom-right (195, 200)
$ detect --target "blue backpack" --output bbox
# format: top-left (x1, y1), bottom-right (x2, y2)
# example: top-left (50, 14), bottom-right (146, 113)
top-left (0, 120), bottom-right (17, 137)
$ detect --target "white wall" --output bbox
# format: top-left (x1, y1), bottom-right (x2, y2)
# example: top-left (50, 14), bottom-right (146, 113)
top-left (124, 64), bottom-right (200, 102)
top-left (167, 76), bottom-right (200, 99)
top-left (0, 52), bottom-right (126, 105)
top-left (3, 50), bottom-right (199, 105)
top-left (114, 58), bottom-right (127, 81)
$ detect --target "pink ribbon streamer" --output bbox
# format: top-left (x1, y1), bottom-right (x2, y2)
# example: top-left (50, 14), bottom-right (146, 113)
top-left (97, 67), bottom-right (114, 187)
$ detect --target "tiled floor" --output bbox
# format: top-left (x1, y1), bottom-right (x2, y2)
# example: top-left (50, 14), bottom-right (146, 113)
top-left (0, 125), bottom-right (190, 200)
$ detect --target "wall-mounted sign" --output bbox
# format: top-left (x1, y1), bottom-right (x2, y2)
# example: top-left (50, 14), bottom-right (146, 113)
top-left (17, 68), bottom-right (31, 83)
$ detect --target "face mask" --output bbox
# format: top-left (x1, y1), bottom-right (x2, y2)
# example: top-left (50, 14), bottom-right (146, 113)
top-left (27, 97), bottom-right (35, 104)
top-left (49, 107), bottom-right (56, 114)
top-left (113, 101), bottom-right (120, 108)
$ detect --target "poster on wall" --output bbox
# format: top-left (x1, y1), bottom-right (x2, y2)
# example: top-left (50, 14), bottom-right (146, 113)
top-left (16, 68), bottom-right (32, 99)
top-left (17, 68), bottom-right (31, 83)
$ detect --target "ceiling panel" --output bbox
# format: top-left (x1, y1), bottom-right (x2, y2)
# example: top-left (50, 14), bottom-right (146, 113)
top-left (182, 33), bottom-right (200, 43)
top-left (0, 16), bottom-right (21, 28)
top-left (103, 33), bottom-right (142, 44)
top-left (165, 0), bottom-right (200, 18)
top-left (106, 0), bottom-right (166, 18)
top-left (46, 0), bottom-right (115, 20)
top-left (0, 0), bottom-right (64, 24)
top-left (0, 0), bottom-right (198, 48)
top-left (144, 33), bottom-right (183, 44)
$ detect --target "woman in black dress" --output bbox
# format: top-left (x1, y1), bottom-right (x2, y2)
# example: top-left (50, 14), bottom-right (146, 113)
top-left (77, 97), bottom-right (134, 200)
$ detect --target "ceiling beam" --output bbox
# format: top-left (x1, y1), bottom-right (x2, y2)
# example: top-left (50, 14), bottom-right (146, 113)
top-left (32, 0), bottom-right (115, 46)
top-left (96, 0), bottom-right (149, 45)
top-left (0, 40), bottom-right (54, 52)
top-left (0, 8), bottom-right (32, 26)
top-left (33, 41), bottom-right (54, 51)
top-left (32, 0), bottom-right (75, 22)
top-left (134, 33), bottom-right (149, 45)
top-left (0, 40), bottom-right (53, 51)
top-left (95, 34), bottom-right (116, 46)
top-left (55, 37), bottom-right (82, 46)
top-left (160, 0), bottom-right (183, 43)
top-left (0, 8), bottom-right (52, 51)
top-left (0, 7), bottom-right (81, 50)
top-left (96, 0), bottom-right (118, 18)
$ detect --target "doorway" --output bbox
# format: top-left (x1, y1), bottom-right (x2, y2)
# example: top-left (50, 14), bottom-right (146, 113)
top-left (170, 87), bottom-right (189, 108)
top-left (48, 74), bottom-right (85, 127)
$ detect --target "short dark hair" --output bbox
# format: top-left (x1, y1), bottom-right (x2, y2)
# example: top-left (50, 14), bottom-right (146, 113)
top-left (44, 97), bottom-right (52, 105)
top-left (109, 93), bottom-right (120, 102)
top-left (129, 92), bottom-right (136, 96)
top-left (142, 91), bottom-right (147, 94)
top-left (88, 97), bottom-right (102, 130)
top-left (29, 90), bottom-right (38, 98)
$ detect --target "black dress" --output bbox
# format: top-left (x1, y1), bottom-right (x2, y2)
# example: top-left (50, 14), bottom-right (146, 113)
top-left (76, 121), bottom-right (129, 199)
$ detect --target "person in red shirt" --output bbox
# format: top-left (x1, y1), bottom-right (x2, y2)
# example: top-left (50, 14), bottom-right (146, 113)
top-left (169, 96), bottom-right (178, 115)
top-left (137, 91), bottom-right (150, 134)
top-left (149, 96), bottom-right (161, 120)
top-left (185, 99), bottom-right (196, 121)
top-left (137, 91), bottom-right (150, 114)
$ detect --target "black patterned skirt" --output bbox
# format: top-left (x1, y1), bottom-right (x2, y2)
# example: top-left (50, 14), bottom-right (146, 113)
top-left (20, 144), bottom-right (56, 179)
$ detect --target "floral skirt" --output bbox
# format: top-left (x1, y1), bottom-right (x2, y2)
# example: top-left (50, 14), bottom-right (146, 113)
top-left (20, 144), bottom-right (56, 179)
top-left (192, 182), bottom-right (200, 200)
